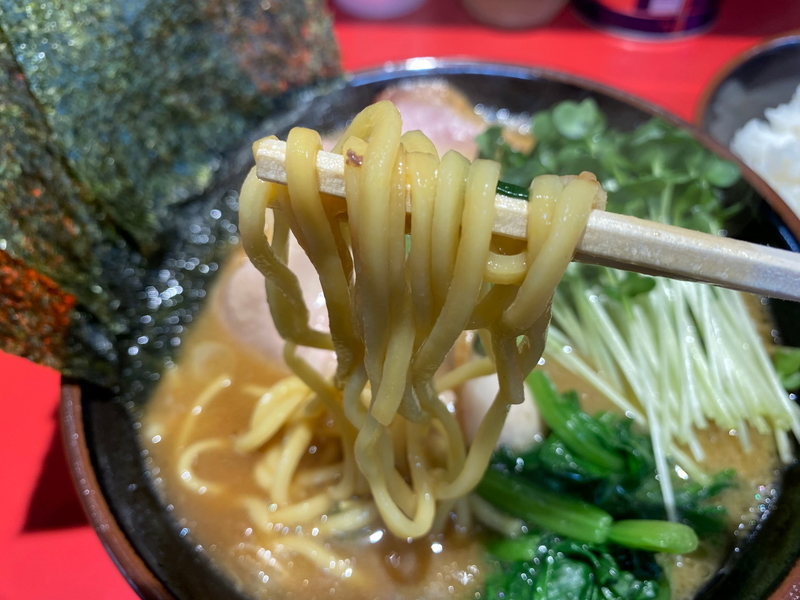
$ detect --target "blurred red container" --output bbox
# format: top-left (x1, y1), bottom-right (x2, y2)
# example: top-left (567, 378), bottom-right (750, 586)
top-left (572, 0), bottom-right (721, 38)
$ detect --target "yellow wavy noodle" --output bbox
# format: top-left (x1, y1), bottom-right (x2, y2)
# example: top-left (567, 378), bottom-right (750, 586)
top-left (176, 438), bottom-right (228, 494)
top-left (176, 373), bottom-right (230, 447)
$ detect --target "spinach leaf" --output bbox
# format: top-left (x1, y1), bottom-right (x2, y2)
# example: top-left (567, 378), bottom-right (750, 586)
top-left (773, 346), bottom-right (800, 391)
top-left (489, 373), bottom-right (734, 536)
top-left (484, 533), bottom-right (662, 600)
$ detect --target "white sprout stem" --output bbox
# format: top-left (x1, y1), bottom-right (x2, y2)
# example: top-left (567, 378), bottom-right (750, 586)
top-left (545, 328), bottom-right (646, 424)
top-left (579, 290), bottom-right (678, 522)
top-left (549, 274), bottom-right (799, 521)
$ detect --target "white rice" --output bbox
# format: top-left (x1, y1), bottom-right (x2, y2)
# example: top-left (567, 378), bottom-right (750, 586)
top-left (731, 84), bottom-right (800, 216)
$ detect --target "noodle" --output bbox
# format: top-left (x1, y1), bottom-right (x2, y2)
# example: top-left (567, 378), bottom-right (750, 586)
top-left (234, 376), bottom-right (312, 454)
top-left (176, 438), bottom-right (228, 494)
top-left (317, 500), bottom-right (379, 535)
top-left (179, 100), bottom-right (601, 549)
top-left (176, 373), bottom-right (231, 447)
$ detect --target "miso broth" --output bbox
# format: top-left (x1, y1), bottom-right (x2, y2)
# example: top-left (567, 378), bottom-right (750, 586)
top-left (141, 251), bottom-right (781, 600)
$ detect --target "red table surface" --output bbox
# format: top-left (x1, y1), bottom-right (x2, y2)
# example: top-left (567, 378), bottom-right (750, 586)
top-left (3, 1), bottom-right (800, 598)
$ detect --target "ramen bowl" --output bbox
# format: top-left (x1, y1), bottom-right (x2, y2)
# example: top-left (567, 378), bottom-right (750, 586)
top-left (62, 60), bottom-right (800, 600)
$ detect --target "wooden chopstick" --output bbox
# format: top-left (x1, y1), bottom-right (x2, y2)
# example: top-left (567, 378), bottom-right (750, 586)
top-left (253, 138), bottom-right (800, 303)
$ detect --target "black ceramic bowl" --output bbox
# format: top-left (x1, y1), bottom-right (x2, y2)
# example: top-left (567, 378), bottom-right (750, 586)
top-left (63, 60), bottom-right (800, 600)
top-left (696, 31), bottom-right (800, 237)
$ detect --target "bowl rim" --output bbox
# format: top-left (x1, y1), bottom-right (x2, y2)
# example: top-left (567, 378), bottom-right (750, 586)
top-left (60, 58), bottom-right (800, 600)
top-left (61, 383), bottom-right (174, 599)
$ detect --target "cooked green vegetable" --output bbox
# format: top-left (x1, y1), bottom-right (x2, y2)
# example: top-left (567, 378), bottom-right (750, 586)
top-left (494, 373), bottom-right (735, 534)
top-left (527, 371), bottom-right (626, 473)
top-left (478, 468), bottom-right (613, 544)
top-left (608, 520), bottom-right (698, 554)
top-left (483, 533), bottom-right (664, 600)
top-left (477, 372), bottom-right (734, 600)
top-left (490, 377), bottom-right (733, 524)
top-left (773, 346), bottom-right (800, 391)
top-left (480, 98), bottom-right (799, 521)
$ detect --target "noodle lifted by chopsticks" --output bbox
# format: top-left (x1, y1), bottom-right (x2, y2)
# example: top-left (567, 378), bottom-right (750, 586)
top-left (235, 100), bottom-right (603, 539)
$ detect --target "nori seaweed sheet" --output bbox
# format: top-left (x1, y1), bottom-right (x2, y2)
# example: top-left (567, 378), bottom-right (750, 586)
top-left (0, 0), bottom-right (339, 250)
top-left (0, 249), bottom-right (74, 367)
top-left (0, 35), bottom-right (141, 343)
top-left (0, 0), bottom-right (341, 384)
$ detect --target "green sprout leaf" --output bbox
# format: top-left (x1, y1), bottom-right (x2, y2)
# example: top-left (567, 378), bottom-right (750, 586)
top-left (702, 157), bottom-right (741, 188)
top-left (532, 110), bottom-right (560, 143)
top-left (552, 98), bottom-right (606, 141)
